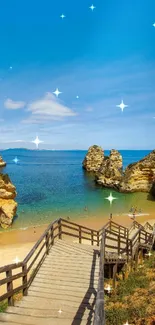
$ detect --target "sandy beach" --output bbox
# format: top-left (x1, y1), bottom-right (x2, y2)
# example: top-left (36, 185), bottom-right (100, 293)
top-left (0, 212), bottom-right (155, 268)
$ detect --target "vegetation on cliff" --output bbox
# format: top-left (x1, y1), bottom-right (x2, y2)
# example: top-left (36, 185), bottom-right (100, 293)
top-left (105, 252), bottom-right (155, 325)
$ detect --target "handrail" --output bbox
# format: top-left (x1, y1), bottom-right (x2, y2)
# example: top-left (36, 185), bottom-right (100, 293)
top-left (93, 230), bottom-right (105, 325)
top-left (0, 217), bottom-right (154, 308)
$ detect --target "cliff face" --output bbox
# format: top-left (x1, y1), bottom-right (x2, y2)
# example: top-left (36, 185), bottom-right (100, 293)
top-left (83, 146), bottom-right (155, 194)
top-left (82, 145), bottom-right (104, 172)
top-left (120, 150), bottom-right (155, 193)
top-left (0, 162), bottom-right (17, 228)
top-left (96, 149), bottom-right (123, 189)
top-left (0, 156), bottom-right (6, 168)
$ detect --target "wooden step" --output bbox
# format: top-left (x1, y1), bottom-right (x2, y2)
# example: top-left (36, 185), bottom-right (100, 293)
top-left (15, 296), bottom-right (95, 310)
top-left (6, 306), bottom-right (95, 318)
top-left (0, 313), bottom-right (94, 325)
top-left (28, 290), bottom-right (96, 303)
top-left (35, 271), bottom-right (99, 280)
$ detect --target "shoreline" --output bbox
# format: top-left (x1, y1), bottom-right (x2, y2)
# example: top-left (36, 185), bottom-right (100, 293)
top-left (0, 212), bottom-right (155, 268)
top-left (1, 212), bottom-right (155, 246)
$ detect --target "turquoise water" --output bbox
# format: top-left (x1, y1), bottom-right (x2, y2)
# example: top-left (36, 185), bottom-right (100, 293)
top-left (0, 149), bottom-right (154, 230)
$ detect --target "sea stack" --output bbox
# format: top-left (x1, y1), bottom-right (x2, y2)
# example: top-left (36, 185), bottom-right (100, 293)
top-left (0, 174), bottom-right (17, 229)
top-left (0, 156), bottom-right (6, 168)
top-left (96, 149), bottom-right (123, 189)
top-left (82, 145), bottom-right (104, 172)
top-left (83, 146), bottom-right (155, 194)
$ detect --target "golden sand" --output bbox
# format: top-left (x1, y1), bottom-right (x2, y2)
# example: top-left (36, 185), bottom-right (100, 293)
top-left (0, 213), bottom-right (155, 268)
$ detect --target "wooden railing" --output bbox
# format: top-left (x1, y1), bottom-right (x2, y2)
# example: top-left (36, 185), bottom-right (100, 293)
top-left (93, 231), bottom-right (105, 325)
top-left (0, 218), bottom-right (98, 306)
top-left (0, 218), bottom-right (154, 308)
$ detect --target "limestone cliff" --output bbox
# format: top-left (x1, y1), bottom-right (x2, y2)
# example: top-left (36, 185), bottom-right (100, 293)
top-left (119, 150), bottom-right (155, 192)
top-left (96, 149), bottom-right (123, 189)
top-left (82, 145), bottom-right (104, 172)
top-left (0, 173), bottom-right (17, 229)
top-left (0, 156), bottom-right (6, 168)
top-left (83, 146), bottom-right (155, 194)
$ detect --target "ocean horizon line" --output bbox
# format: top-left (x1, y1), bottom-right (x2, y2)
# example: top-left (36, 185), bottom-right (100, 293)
top-left (0, 148), bottom-right (154, 152)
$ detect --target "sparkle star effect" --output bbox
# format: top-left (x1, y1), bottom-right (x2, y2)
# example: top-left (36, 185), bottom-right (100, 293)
top-left (13, 157), bottom-right (19, 164)
top-left (60, 14), bottom-right (65, 19)
top-left (58, 309), bottom-right (62, 314)
top-left (105, 284), bottom-right (112, 294)
top-left (9, 66), bottom-right (12, 70)
top-left (32, 136), bottom-right (43, 149)
top-left (13, 256), bottom-right (20, 264)
top-left (53, 88), bottom-right (62, 97)
top-left (153, 23), bottom-right (155, 27)
top-left (116, 100), bottom-right (128, 112)
top-left (76, 95), bottom-right (79, 99)
top-left (105, 192), bottom-right (117, 205)
top-left (146, 251), bottom-right (152, 257)
top-left (89, 4), bottom-right (96, 11)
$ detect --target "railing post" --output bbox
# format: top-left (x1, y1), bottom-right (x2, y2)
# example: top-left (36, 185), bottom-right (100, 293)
top-left (22, 263), bottom-right (28, 296)
top-left (138, 230), bottom-right (141, 243)
top-left (6, 269), bottom-right (13, 306)
top-left (51, 225), bottom-right (54, 246)
top-left (91, 230), bottom-right (94, 246)
top-left (79, 226), bottom-right (82, 244)
top-left (58, 219), bottom-right (62, 239)
top-left (118, 235), bottom-right (120, 255)
top-left (46, 232), bottom-right (50, 254)
top-left (126, 231), bottom-right (129, 262)
top-left (130, 240), bottom-right (133, 257)
top-left (97, 231), bottom-right (100, 246)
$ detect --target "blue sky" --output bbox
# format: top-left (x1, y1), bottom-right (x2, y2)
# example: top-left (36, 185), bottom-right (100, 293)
top-left (0, 0), bottom-right (155, 149)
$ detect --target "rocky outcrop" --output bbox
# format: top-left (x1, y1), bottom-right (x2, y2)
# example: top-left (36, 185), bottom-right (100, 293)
top-left (0, 173), bottom-right (17, 229)
top-left (83, 145), bottom-right (104, 172)
top-left (119, 150), bottom-right (155, 193)
top-left (96, 149), bottom-right (123, 189)
top-left (83, 146), bottom-right (155, 194)
top-left (0, 156), bottom-right (6, 168)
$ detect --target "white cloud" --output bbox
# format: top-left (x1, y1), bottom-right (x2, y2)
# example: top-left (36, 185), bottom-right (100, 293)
top-left (27, 92), bottom-right (77, 120)
top-left (4, 98), bottom-right (26, 110)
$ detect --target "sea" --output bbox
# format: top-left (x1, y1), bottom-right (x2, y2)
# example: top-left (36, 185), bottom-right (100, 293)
top-left (0, 149), bottom-right (154, 231)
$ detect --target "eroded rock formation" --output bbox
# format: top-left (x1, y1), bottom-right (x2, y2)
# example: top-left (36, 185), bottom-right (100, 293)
top-left (0, 173), bottom-right (17, 229)
top-left (82, 145), bottom-right (104, 172)
top-left (96, 149), bottom-right (123, 189)
top-left (83, 146), bottom-right (155, 194)
top-left (0, 156), bottom-right (6, 168)
top-left (119, 150), bottom-right (155, 193)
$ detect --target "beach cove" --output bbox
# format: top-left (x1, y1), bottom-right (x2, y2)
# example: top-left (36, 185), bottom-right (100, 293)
top-left (0, 149), bottom-right (155, 266)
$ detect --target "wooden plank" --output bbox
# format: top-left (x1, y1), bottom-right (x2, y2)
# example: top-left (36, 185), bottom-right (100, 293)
top-left (27, 240), bottom-right (46, 273)
top-left (93, 231), bottom-right (105, 325)
top-left (0, 262), bottom-right (23, 274)
top-left (0, 284), bottom-right (27, 303)
top-left (61, 218), bottom-right (98, 233)
top-left (0, 271), bottom-right (26, 286)
top-left (23, 219), bottom-right (60, 263)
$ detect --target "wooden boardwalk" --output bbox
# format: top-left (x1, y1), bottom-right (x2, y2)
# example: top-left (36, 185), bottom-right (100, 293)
top-left (0, 218), bottom-right (154, 325)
